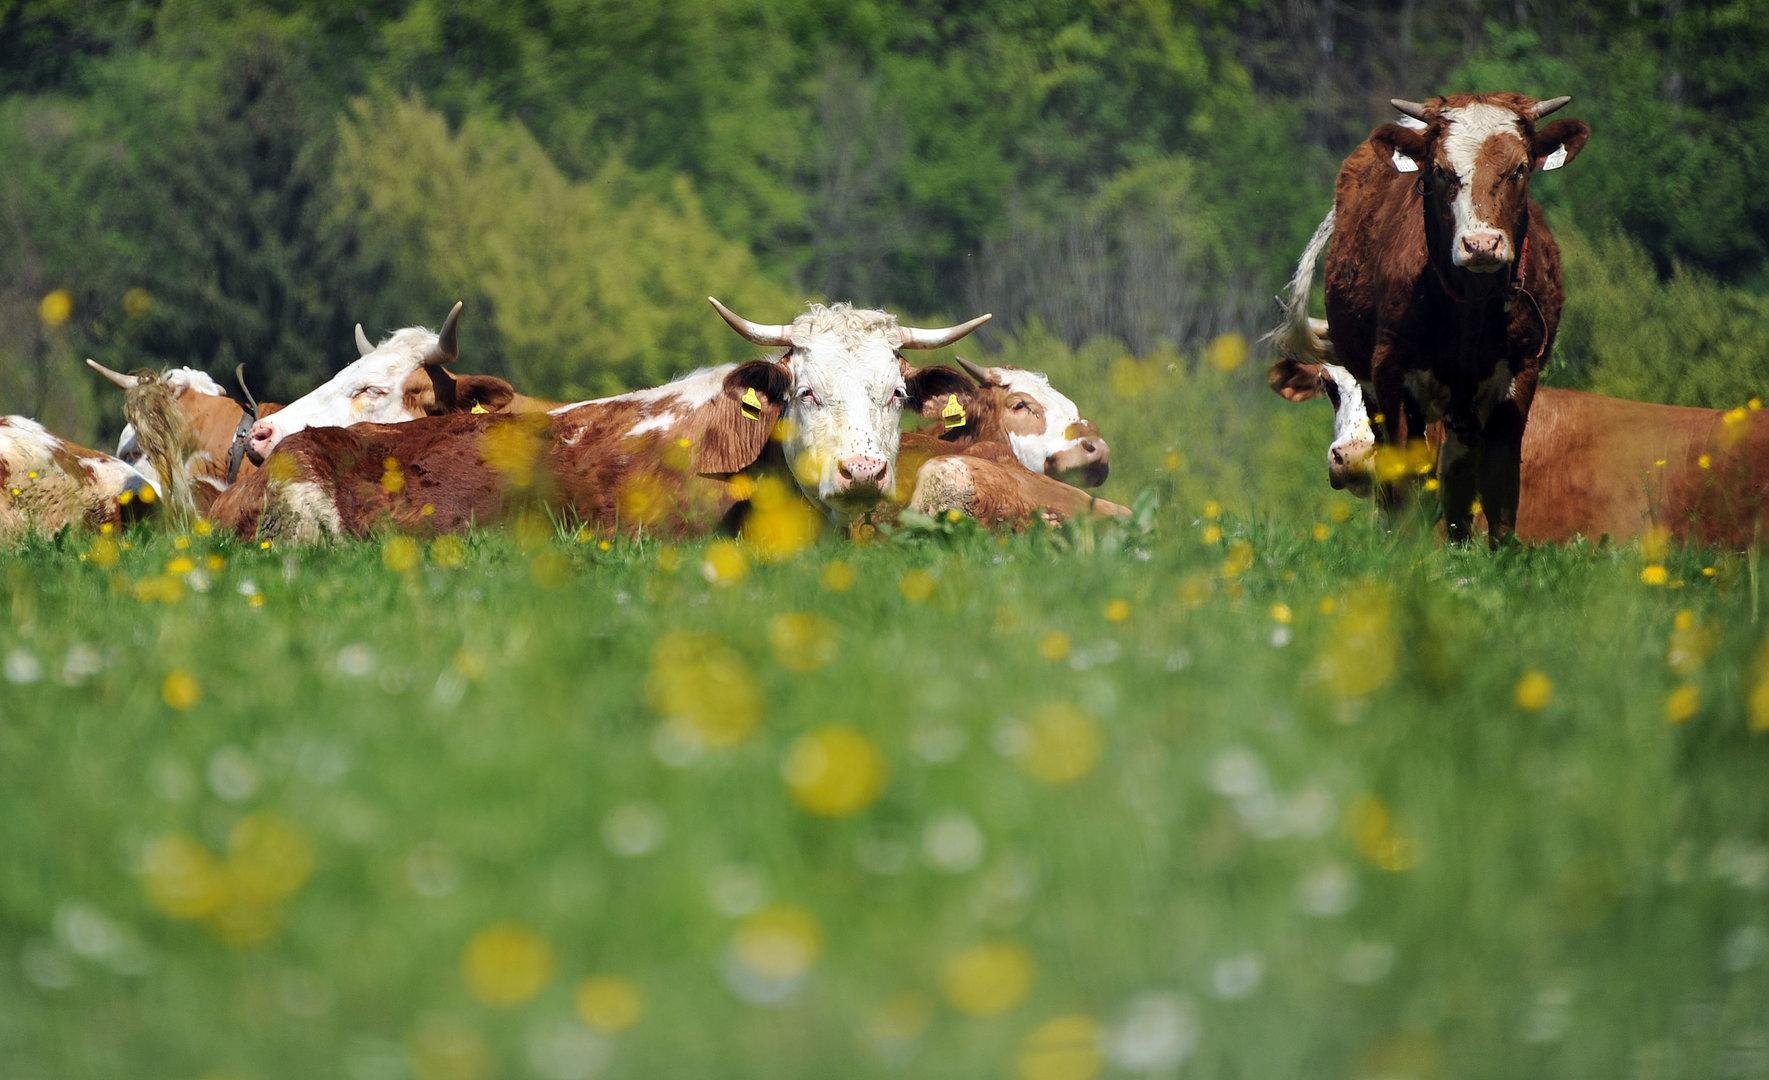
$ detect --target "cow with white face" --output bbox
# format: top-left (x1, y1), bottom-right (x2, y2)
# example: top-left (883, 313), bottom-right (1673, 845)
top-left (935, 357), bottom-right (1110, 487)
top-left (1270, 92), bottom-right (1588, 545)
top-left (1, 416), bottom-right (157, 539)
top-left (1267, 353), bottom-right (1377, 494)
top-left (244, 302), bottom-right (518, 464)
top-left (708, 298), bottom-right (989, 518)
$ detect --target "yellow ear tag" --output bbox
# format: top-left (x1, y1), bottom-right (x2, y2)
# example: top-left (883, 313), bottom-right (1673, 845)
top-left (941, 394), bottom-right (967, 430)
top-left (741, 387), bottom-right (763, 421)
top-left (470, 403), bottom-right (489, 414)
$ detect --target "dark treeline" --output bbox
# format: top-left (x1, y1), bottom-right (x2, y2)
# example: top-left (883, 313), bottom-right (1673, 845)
top-left (3, 0), bottom-right (1765, 440)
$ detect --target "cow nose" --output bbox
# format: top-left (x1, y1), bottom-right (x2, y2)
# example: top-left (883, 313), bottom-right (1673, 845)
top-left (1459, 232), bottom-right (1506, 266)
top-left (246, 419), bottom-right (276, 462)
top-left (837, 455), bottom-right (888, 489)
top-left (1327, 439), bottom-right (1375, 491)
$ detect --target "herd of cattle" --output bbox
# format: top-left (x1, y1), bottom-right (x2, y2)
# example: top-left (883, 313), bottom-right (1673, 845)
top-left (3, 91), bottom-right (1766, 551)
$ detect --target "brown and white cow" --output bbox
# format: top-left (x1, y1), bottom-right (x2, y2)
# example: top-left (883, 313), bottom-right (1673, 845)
top-left (1271, 94), bottom-right (1590, 545)
top-left (243, 302), bottom-right (530, 464)
top-left (212, 299), bottom-right (997, 540)
top-left (87, 360), bottom-right (279, 512)
top-left (916, 357), bottom-right (1110, 488)
top-left (0, 416), bottom-right (157, 540)
top-left (95, 306), bottom-right (523, 514)
top-left (1271, 358), bottom-right (1769, 548)
top-left (211, 301), bottom-right (1128, 541)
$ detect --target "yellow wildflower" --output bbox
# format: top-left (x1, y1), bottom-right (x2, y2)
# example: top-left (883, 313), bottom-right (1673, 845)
top-left (942, 942), bottom-right (1035, 1017)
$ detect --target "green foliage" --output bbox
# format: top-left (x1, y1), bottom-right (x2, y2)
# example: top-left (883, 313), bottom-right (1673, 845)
top-left (1554, 225), bottom-right (1769, 409)
top-left (333, 96), bottom-right (799, 398)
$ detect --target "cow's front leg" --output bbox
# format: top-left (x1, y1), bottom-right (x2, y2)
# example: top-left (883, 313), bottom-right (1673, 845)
top-left (1437, 418), bottom-right (1480, 545)
top-left (1475, 399), bottom-right (1525, 547)
top-left (1371, 355), bottom-right (1412, 519)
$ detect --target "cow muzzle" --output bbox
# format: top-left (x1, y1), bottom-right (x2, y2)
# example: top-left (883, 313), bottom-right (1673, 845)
top-left (1454, 231), bottom-right (1510, 273)
top-left (829, 454), bottom-right (890, 506)
top-left (1046, 437), bottom-right (1110, 488)
top-left (1328, 438), bottom-right (1376, 494)
top-left (245, 418), bottom-right (278, 465)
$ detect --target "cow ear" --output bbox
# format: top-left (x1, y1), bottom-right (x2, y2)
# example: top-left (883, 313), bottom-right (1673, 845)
top-left (1268, 358), bottom-right (1326, 403)
top-left (1533, 118), bottom-right (1589, 172)
top-left (454, 374), bottom-right (516, 414)
top-left (1372, 122), bottom-right (1428, 174)
top-left (903, 364), bottom-right (975, 417)
top-left (699, 359), bottom-right (790, 474)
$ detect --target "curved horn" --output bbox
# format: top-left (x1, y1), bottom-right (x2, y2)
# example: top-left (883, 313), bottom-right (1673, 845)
top-left (86, 357), bottom-right (141, 390)
top-left (955, 355), bottom-right (992, 384)
top-left (355, 323), bottom-right (374, 356)
top-left (708, 297), bottom-right (793, 347)
top-left (1390, 98), bottom-right (1430, 122)
top-left (899, 312), bottom-right (992, 350)
top-left (1530, 95), bottom-right (1572, 119)
top-left (422, 301), bottom-right (463, 367)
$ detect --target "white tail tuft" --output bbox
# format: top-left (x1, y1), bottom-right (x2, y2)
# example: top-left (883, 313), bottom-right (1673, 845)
top-left (1262, 208), bottom-right (1337, 364)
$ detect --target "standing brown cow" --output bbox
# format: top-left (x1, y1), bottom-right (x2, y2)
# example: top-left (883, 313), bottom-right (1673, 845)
top-left (1272, 93), bottom-right (1590, 545)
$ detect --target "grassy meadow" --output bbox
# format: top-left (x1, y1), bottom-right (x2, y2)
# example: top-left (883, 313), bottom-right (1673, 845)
top-left (3, 349), bottom-right (1769, 1080)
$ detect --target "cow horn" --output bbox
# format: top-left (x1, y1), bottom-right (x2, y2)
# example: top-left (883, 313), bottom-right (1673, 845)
top-left (422, 301), bottom-right (463, 367)
top-left (1530, 95), bottom-right (1572, 119)
top-left (1390, 98), bottom-right (1430, 121)
top-left (355, 323), bottom-right (374, 356)
top-left (86, 358), bottom-right (141, 390)
top-left (899, 312), bottom-right (992, 350)
top-left (956, 355), bottom-right (992, 384)
top-left (708, 297), bottom-right (794, 347)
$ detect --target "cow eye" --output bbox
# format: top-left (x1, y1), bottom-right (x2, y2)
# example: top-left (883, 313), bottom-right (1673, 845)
top-left (1510, 165), bottom-right (1527, 182)
top-left (890, 386), bottom-right (908, 405)
top-left (1011, 401), bottom-right (1029, 411)
top-left (353, 386), bottom-right (387, 399)
top-left (797, 386), bottom-right (819, 406)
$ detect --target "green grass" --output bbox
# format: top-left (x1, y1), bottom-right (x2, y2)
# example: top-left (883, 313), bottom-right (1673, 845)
top-left (2, 496), bottom-right (1767, 1080)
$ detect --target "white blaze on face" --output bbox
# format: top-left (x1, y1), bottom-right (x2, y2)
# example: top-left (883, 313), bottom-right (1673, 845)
top-left (776, 306), bottom-right (912, 515)
top-left (253, 327), bottom-right (443, 455)
top-left (1438, 103), bottom-right (1523, 268)
top-left (1321, 365), bottom-right (1374, 455)
top-left (990, 367), bottom-right (1089, 473)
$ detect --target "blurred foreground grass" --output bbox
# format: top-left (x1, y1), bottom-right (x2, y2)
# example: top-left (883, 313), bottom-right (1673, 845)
top-left (2, 497), bottom-right (1767, 1080)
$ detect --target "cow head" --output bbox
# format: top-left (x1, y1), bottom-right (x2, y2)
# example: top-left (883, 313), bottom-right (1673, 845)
top-left (1373, 93), bottom-right (1589, 276)
top-left (944, 357), bottom-right (1110, 487)
top-left (1, 416), bottom-right (157, 536)
top-left (245, 302), bottom-right (516, 463)
top-left (708, 298), bottom-right (990, 518)
top-left (1268, 357), bottom-right (1376, 495)
top-left (89, 360), bottom-right (238, 491)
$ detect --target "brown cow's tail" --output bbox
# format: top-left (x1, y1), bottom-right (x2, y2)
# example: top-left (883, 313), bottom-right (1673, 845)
top-left (1263, 207), bottom-right (1336, 365)
top-left (121, 373), bottom-right (201, 523)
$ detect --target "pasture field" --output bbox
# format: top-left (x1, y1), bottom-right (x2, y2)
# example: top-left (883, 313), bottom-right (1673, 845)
top-left (3, 476), bottom-right (1768, 1079)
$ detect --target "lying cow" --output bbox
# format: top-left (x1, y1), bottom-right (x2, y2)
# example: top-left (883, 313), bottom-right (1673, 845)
top-left (244, 301), bottom-right (525, 464)
top-left (87, 360), bottom-right (281, 513)
top-left (0, 416), bottom-right (156, 541)
top-left (94, 302), bottom-right (519, 514)
top-left (212, 299), bottom-right (997, 540)
top-left (1271, 94), bottom-right (1590, 545)
top-left (1271, 356), bottom-right (1769, 547)
top-left (915, 357), bottom-right (1110, 488)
